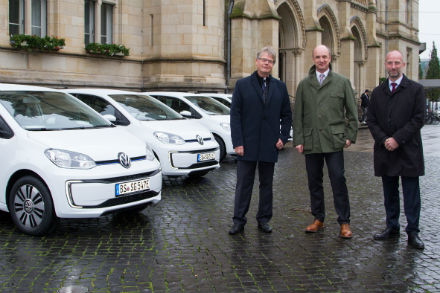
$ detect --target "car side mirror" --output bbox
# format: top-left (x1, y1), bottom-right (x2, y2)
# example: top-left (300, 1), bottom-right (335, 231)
top-left (180, 110), bottom-right (192, 118)
top-left (102, 114), bottom-right (117, 122)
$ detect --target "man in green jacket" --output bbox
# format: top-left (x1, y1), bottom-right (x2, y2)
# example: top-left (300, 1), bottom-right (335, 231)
top-left (293, 45), bottom-right (358, 239)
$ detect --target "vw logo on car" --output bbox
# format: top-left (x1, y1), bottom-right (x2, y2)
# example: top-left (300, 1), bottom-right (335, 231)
top-left (118, 152), bottom-right (131, 168)
top-left (196, 135), bottom-right (204, 145)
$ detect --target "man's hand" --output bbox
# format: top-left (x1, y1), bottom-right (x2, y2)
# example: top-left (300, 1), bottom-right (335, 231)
top-left (384, 137), bottom-right (399, 151)
top-left (295, 144), bottom-right (304, 153)
top-left (276, 139), bottom-right (284, 150)
top-left (344, 139), bottom-right (351, 148)
top-left (234, 146), bottom-right (244, 156)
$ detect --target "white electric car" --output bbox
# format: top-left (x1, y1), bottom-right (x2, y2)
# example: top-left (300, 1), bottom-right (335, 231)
top-left (63, 89), bottom-right (220, 177)
top-left (146, 92), bottom-right (234, 161)
top-left (203, 93), bottom-right (232, 108)
top-left (0, 84), bottom-right (162, 235)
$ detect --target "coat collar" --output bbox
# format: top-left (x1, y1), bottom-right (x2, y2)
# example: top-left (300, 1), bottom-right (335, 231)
top-left (308, 64), bottom-right (333, 89)
top-left (381, 74), bottom-right (409, 96)
top-left (251, 71), bottom-right (273, 104)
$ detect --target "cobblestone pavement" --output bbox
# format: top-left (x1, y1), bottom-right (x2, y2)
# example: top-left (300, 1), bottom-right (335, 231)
top-left (0, 126), bottom-right (439, 293)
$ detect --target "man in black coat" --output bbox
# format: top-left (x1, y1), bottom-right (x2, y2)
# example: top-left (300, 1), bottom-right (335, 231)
top-left (367, 50), bottom-right (425, 249)
top-left (228, 47), bottom-right (292, 235)
top-left (360, 89), bottom-right (370, 124)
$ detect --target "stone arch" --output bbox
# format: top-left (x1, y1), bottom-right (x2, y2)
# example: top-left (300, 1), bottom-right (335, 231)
top-left (274, 0), bottom-right (305, 96)
top-left (350, 16), bottom-right (368, 61)
top-left (317, 4), bottom-right (340, 57)
top-left (350, 16), bottom-right (368, 94)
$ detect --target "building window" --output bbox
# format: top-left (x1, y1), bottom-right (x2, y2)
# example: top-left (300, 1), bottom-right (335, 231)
top-left (31, 0), bottom-right (47, 37)
top-left (101, 3), bottom-right (113, 44)
top-left (9, 0), bottom-right (24, 36)
top-left (85, 0), bottom-right (95, 45)
top-left (406, 0), bottom-right (412, 26)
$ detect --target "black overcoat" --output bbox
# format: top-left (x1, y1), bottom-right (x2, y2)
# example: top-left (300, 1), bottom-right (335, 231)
top-left (367, 75), bottom-right (425, 177)
top-left (230, 71), bottom-right (292, 162)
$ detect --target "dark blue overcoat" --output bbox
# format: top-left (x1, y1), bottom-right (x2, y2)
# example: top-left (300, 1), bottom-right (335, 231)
top-left (367, 75), bottom-right (425, 177)
top-left (230, 71), bottom-right (292, 162)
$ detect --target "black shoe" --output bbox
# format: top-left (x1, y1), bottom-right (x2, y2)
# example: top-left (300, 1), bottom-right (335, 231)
top-left (373, 227), bottom-right (400, 240)
top-left (229, 223), bottom-right (244, 235)
top-left (408, 233), bottom-right (425, 250)
top-left (258, 222), bottom-right (272, 233)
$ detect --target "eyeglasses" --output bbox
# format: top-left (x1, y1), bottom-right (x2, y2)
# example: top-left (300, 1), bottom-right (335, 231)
top-left (258, 58), bottom-right (275, 64)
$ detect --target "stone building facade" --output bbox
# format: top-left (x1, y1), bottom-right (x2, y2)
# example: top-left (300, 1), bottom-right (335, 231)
top-left (0, 0), bottom-right (420, 97)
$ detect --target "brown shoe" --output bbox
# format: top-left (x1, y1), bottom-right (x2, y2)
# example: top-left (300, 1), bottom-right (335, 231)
top-left (340, 223), bottom-right (352, 239)
top-left (305, 220), bottom-right (324, 233)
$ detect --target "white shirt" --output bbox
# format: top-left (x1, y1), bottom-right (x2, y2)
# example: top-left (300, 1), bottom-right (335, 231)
top-left (389, 75), bottom-right (403, 91)
top-left (316, 69), bottom-right (330, 83)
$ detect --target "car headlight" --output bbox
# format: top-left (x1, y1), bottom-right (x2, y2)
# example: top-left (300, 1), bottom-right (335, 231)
top-left (45, 149), bottom-right (96, 169)
top-left (154, 131), bottom-right (185, 145)
top-left (146, 144), bottom-right (155, 161)
top-left (220, 122), bottom-right (230, 132)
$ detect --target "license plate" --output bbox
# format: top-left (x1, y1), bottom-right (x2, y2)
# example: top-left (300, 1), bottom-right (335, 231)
top-left (197, 152), bottom-right (215, 162)
top-left (115, 178), bottom-right (150, 196)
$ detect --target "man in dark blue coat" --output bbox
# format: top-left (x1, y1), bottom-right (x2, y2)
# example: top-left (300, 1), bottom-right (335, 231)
top-left (228, 47), bottom-right (292, 235)
top-left (367, 50), bottom-right (425, 249)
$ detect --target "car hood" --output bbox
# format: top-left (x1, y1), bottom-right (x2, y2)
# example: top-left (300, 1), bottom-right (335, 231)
top-left (206, 115), bottom-right (229, 124)
top-left (139, 119), bottom-right (212, 139)
top-left (26, 127), bottom-right (146, 160)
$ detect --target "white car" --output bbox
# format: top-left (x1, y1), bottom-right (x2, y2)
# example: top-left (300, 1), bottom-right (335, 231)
top-left (145, 92), bottom-right (234, 161)
top-left (0, 84), bottom-right (162, 235)
top-left (203, 93), bottom-right (232, 108)
top-left (63, 89), bottom-right (220, 177)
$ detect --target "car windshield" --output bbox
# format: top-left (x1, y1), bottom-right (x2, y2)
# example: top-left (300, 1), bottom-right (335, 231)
top-left (185, 96), bottom-right (230, 115)
top-left (0, 91), bottom-right (112, 130)
top-left (110, 94), bottom-right (184, 121)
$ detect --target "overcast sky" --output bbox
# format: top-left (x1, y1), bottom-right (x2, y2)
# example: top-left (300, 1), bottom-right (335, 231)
top-left (419, 0), bottom-right (440, 59)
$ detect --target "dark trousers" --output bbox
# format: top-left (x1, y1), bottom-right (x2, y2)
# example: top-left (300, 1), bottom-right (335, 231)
top-left (233, 160), bottom-right (275, 226)
top-left (305, 151), bottom-right (350, 224)
top-left (381, 176), bottom-right (421, 234)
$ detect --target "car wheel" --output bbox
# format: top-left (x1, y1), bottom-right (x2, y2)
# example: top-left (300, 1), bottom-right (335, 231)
top-left (214, 134), bottom-right (226, 161)
top-left (8, 176), bottom-right (56, 236)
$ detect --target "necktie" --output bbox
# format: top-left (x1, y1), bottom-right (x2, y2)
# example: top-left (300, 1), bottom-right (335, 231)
top-left (319, 73), bottom-right (325, 85)
top-left (391, 82), bottom-right (397, 93)
top-left (262, 78), bottom-right (268, 102)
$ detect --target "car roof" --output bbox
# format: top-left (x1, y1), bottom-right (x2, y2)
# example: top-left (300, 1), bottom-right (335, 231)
top-left (0, 83), bottom-right (61, 92)
top-left (63, 88), bottom-right (146, 95)
top-left (146, 91), bottom-right (202, 98)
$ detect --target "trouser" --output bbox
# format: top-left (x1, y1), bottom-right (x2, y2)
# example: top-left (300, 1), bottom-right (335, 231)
top-left (361, 107), bottom-right (368, 122)
top-left (305, 151), bottom-right (350, 224)
top-left (382, 175), bottom-right (421, 233)
top-left (233, 160), bottom-right (275, 225)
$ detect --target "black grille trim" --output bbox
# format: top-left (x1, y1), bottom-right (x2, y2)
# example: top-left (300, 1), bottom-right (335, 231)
top-left (185, 137), bottom-right (212, 143)
top-left (85, 190), bottom-right (160, 208)
top-left (96, 155), bottom-right (146, 166)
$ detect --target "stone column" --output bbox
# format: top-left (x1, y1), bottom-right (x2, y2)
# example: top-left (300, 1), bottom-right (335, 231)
top-left (24, 0), bottom-right (31, 35)
top-left (302, 0), bottom-right (320, 75)
top-left (230, 0), bottom-right (280, 87)
top-left (365, 1), bottom-right (382, 89)
top-left (95, 0), bottom-right (101, 43)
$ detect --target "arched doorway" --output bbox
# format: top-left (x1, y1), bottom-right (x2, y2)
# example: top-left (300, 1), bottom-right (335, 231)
top-left (319, 17), bottom-right (334, 52)
top-left (277, 1), bottom-right (299, 97)
top-left (351, 26), bottom-right (363, 94)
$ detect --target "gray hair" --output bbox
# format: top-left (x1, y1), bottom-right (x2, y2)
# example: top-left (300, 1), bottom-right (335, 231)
top-left (257, 47), bottom-right (277, 64)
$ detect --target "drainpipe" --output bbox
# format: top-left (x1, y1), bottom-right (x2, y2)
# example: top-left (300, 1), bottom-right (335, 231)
top-left (226, 0), bottom-right (234, 93)
top-left (385, 0), bottom-right (388, 53)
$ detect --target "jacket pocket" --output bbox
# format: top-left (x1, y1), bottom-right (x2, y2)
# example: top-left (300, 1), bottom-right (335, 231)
top-left (331, 126), bottom-right (345, 149)
top-left (303, 128), bottom-right (313, 151)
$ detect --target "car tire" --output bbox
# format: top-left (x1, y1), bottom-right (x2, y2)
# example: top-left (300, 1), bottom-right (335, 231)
top-left (8, 176), bottom-right (56, 236)
top-left (214, 134), bottom-right (226, 162)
